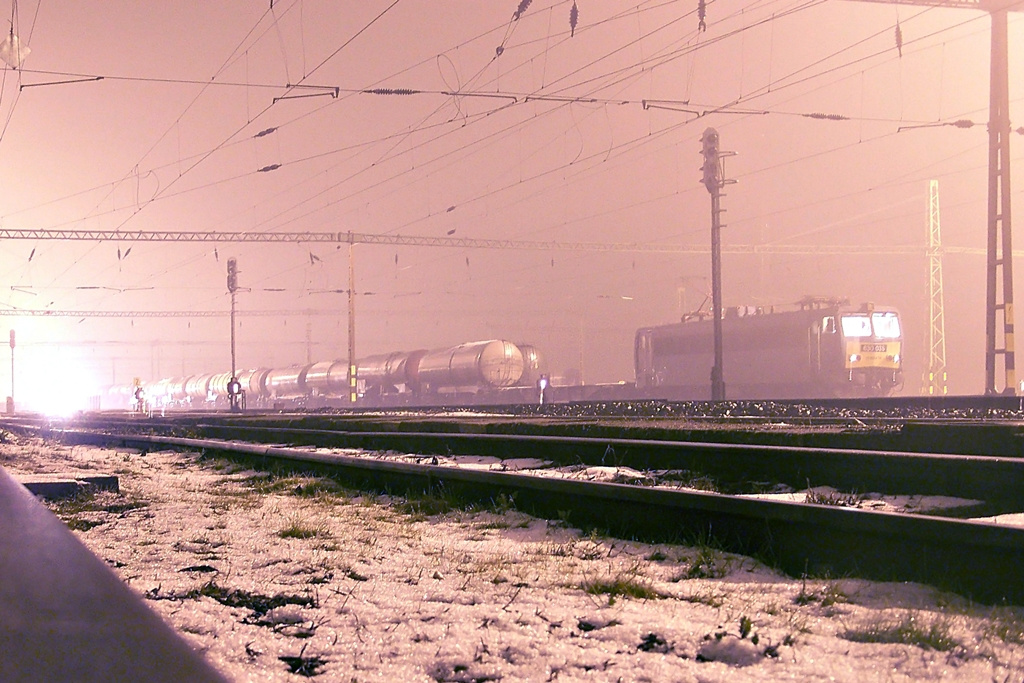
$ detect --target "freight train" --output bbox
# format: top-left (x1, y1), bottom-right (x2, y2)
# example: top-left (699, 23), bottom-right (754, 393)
top-left (116, 297), bottom-right (903, 411)
top-left (120, 339), bottom-right (546, 411)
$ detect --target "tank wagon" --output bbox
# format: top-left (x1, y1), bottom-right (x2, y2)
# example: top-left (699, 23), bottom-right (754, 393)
top-left (634, 298), bottom-right (903, 400)
top-left (414, 340), bottom-right (523, 393)
top-left (516, 344), bottom-right (546, 389)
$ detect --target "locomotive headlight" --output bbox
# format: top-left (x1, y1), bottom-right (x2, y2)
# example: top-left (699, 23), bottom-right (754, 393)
top-left (891, 354), bottom-right (901, 364)
top-left (849, 354), bottom-right (861, 363)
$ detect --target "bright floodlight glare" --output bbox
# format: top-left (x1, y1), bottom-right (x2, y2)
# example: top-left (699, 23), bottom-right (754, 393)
top-left (22, 361), bottom-right (99, 417)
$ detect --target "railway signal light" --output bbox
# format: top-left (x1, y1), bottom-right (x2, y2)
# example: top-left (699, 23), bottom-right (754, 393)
top-left (227, 257), bottom-right (241, 411)
top-left (227, 258), bottom-right (238, 293)
top-left (701, 128), bottom-right (721, 192)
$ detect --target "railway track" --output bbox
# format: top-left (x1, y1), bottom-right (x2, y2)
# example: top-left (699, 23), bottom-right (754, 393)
top-left (5, 411), bottom-right (1024, 605)
top-left (27, 410), bottom-right (1024, 500)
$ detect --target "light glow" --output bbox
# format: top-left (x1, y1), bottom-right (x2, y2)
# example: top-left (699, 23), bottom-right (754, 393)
top-left (18, 358), bottom-right (101, 417)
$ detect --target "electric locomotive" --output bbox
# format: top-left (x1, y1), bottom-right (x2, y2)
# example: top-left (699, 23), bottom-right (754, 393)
top-left (634, 297), bottom-right (903, 400)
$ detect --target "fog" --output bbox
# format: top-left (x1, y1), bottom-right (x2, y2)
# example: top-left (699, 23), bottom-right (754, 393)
top-left (0, 1), bottom-right (1021, 408)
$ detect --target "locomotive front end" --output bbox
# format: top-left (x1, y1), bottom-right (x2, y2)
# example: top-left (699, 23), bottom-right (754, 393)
top-left (838, 305), bottom-right (903, 394)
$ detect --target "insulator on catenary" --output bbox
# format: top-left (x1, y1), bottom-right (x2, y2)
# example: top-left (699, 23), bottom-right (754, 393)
top-left (570, 1), bottom-right (578, 37)
top-left (513, 0), bottom-right (532, 20)
top-left (803, 112), bottom-right (849, 121)
top-left (363, 88), bottom-right (418, 96)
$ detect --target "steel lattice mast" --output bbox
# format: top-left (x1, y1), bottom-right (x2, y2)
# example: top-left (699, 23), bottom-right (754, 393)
top-left (927, 180), bottom-right (948, 395)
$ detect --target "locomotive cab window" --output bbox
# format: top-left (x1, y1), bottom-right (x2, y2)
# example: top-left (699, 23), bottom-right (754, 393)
top-left (872, 312), bottom-right (901, 339)
top-left (840, 315), bottom-right (872, 338)
top-left (822, 316), bottom-right (836, 334)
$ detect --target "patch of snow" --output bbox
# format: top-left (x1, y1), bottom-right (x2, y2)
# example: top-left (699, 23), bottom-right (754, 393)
top-left (970, 513), bottom-right (1024, 526)
top-left (743, 486), bottom-right (993, 517)
top-left (696, 635), bottom-right (763, 666)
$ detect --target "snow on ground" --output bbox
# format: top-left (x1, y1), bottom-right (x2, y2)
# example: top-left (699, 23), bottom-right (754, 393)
top-left (3, 435), bottom-right (1024, 682)
top-left (971, 512), bottom-right (1024, 526)
top-left (740, 487), bottom-right (989, 516)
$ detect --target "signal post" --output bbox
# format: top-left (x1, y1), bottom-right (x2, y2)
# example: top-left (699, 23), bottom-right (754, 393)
top-left (701, 128), bottom-right (735, 401)
top-left (227, 258), bottom-right (242, 412)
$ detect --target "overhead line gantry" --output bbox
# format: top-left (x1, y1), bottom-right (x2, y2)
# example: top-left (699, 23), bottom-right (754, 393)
top-left (0, 227), bottom-right (1001, 256)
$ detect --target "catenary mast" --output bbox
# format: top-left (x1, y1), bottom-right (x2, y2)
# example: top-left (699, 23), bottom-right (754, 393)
top-left (848, 0), bottom-right (1020, 393)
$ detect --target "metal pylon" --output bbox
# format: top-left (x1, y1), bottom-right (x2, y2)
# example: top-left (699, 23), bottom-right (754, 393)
top-left (927, 180), bottom-right (947, 395)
